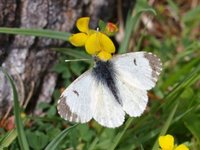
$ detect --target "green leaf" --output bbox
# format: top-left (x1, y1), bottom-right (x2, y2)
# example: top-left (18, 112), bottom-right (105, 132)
top-left (37, 102), bottom-right (50, 110)
top-left (52, 89), bottom-right (62, 102)
top-left (98, 20), bottom-right (107, 31)
top-left (163, 64), bottom-right (200, 110)
top-left (51, 63), bottom-right (69, 74)
top-left (44, 124), bottom-right (78, 150)
top-left (184, 110), bottom-right (200, 146)
top-left (151, 65), bottom-right (200, 149)
top-left (0, 129), bottom-right (17, 149)
top-left (77, 124), bottom-right (95, 142)
top-left (0, 27), bottom-right (71, 41)
top-left (110, 118), bottom-right (134, 150)
top-left (47, 106), bottom-right (57, 117)
top-left (161, 58), bottom-right (200, 89)
top-left (68, 128), bottom-right (79, 149)
top-left (27, 131), bottom-right (49, 150)
top-left (62, 71), bottom-right (72, 80)
top-left (70, 61), bottom-right (87, 76)
top-left (0, 68), bottom-right (30, 150)
top-left (183, 6), bottom-right (200, 25)
top-left (46, 128), bottom-right (61, 141)
top-left (180, 86), bottom-right (194, 99)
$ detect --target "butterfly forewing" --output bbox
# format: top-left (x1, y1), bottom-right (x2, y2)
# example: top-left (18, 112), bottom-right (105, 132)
top-left (57, 71), bottom-right (93, 123)
top-left (111, 52), bottom-right (162, 90)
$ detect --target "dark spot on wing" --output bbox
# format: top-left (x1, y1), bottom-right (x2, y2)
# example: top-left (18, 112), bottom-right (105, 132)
top-left (92, 60), bottom-right (122, 105)
top-left (73, 90), bottom-right (79, 96)
top-left (133, 58), bottom-right (137, 65)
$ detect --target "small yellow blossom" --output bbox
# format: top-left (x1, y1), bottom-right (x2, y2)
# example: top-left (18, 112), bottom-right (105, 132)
top-left (20, 112), bottom-right (26, 118)
top-left (159, 134), bottom-right (174, 150)
top-left (69, 17), bottom-right (116, 61)
top-left (69, 33), bottom-right (88, 47)
top-left (175, 144), bottom-right (189, 150)
top-left (159, 134), bottom-right (189, 150)
top-left (76, 17), bottom-right (90, 33)
top-left (97, 51), bottom-right (112, 61)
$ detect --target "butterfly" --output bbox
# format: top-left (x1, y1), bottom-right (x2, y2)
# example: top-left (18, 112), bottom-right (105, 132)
top-left (57, 52), bottom-right (162, 128)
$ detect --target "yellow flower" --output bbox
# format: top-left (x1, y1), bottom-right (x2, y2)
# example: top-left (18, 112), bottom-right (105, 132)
top-left (69, 17), bottom-right (116, 61)
top-left (175, 144), bottom-right (189, 150)
top-left (159, 134), bottom-right (174, 150)
top-left (20, 112), bottom-right (26, 118)
top-left (159, 134), bottom-right (189, 150)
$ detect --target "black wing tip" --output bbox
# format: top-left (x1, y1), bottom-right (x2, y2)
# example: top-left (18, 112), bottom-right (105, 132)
top-left (144, 52), bottom-right (162, 80)
top-left (57, 96), bottom-right (80, 122)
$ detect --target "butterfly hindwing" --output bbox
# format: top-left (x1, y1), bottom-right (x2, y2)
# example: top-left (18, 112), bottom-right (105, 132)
top-left (115, 77), bottom-right (148, 117)
top-left (57, 71), bottom-right (93, 123)
top-left (91, 81), bottom-right (125, 128)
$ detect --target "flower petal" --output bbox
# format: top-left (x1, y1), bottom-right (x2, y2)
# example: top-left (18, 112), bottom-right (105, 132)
top-left (69, 33), bottom-right (88, 47)
top-left (97, 51), bottom-right (112, 61)
top-left (98, 32), bottom-right (115, 53)
top-left (76, 17), bottom-right (90, 33)
top-left (159, 134), bottom-right (174, 150)
top-left (85, 32), bottom-right (115, 56)
top-left (175, 144), bottom-right (189, 150)
top-left (85, 33), bottom-right (101, 55)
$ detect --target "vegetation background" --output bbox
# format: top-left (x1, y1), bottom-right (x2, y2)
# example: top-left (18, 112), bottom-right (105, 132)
top-left (0, 0), bottom-right (200, 149)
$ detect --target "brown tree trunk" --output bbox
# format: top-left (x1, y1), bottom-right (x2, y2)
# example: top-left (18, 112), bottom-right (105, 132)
top-left (0, 0), bottom-right (132, 117)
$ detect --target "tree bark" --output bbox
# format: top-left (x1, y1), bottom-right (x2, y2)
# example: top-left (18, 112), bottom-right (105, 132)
top-left (0, 0), bottom-right (132, 116)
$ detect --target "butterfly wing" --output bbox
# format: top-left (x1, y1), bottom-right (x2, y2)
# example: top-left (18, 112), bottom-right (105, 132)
top-left (58, 69), bottom-right (125, 127)
top-left (111, 52), bottom-right (162, 117)
top-left (57, 70), bottom-right (93, 123)
top-left (115, 77), bottom-right (148, 117)
top-left (111, 52), bottom-right (162, 90)
top-left (91, 81), bottom-right (125, 128)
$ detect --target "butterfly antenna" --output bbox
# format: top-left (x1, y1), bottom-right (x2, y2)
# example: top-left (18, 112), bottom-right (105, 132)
top-left (65, 58), bottom-right (91, 62)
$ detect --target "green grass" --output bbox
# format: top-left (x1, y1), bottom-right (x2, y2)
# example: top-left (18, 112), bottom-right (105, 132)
top-left (0, 28), bottom-right (71, 41)
top-left (0, 0), bottom-right (200, 149)
top-left (0, 68), bottom-right (29, 150)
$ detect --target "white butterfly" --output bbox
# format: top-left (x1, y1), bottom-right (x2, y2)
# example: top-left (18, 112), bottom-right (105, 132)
top-left (57, 52), bottom-right (162, 128)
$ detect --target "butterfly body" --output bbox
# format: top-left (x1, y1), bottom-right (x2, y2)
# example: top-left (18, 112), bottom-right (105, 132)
top-left (92, 60), bottom-right (122, 105)
top-left (57, 52), bottom-right (162, 128)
